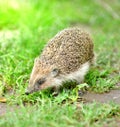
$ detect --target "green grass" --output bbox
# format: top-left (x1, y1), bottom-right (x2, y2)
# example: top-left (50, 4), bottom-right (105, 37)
top-left (0, 0), bottom-right (120, 127)
top-left (1, 102), bottom-right (120, 127)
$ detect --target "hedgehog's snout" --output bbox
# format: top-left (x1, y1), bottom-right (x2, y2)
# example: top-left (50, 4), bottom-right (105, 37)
top-left (25, 87), bottom-right (33, 95)
top-left (25, 78), bottom-right (46, 94)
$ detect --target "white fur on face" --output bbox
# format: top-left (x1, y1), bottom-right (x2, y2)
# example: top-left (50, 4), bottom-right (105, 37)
top-left (53, 62), bottom-right (90, 87)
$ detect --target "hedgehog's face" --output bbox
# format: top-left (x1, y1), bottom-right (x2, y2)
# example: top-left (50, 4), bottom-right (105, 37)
top-left (25, 58), bottom-right (60, 94)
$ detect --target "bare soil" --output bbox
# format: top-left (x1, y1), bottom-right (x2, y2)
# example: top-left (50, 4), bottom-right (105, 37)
top-left (0, 103), bottom-right (7, 116)
top-left (0, 103), bottom-right (18, 116)
top-left (83, 89), bottom-right (120, 104)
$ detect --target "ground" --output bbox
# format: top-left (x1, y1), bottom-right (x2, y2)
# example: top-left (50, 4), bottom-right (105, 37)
top-left (0, 0), bottom-right (120, 127)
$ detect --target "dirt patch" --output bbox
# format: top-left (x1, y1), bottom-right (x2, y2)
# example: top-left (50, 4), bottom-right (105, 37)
top-left (102, 118), bottom-right (120, 127)
top-left (0, 103), bottom-right (18, 116)
top-left (82, 89), bottom-right (120, 104)
top-left (0, 103), bottom-right (7, 116)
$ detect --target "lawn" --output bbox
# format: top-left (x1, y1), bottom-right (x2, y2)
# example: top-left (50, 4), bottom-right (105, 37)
top-left (0, 0), bottom-right (120, 127)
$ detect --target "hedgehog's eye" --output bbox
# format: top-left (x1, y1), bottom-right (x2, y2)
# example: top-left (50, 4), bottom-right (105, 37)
top-left (37, 78), bottom-right (46, 85)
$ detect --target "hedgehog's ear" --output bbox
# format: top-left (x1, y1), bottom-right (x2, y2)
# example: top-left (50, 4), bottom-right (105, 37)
top-left (51, 68), bottom-right (60, 77)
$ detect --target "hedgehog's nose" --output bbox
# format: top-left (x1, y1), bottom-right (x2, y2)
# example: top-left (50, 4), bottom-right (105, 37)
top-left (25, 89), bottom-right (30, 95)
top-left (25, 91), bottom-right (30, 95)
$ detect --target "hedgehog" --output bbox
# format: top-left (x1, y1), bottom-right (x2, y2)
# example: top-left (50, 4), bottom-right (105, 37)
top-left (25, 28), bottom-right (94, 94)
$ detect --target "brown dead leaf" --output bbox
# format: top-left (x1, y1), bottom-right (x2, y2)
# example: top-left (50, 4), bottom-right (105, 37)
top-left (0, 97), bottom-right (7, 103)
